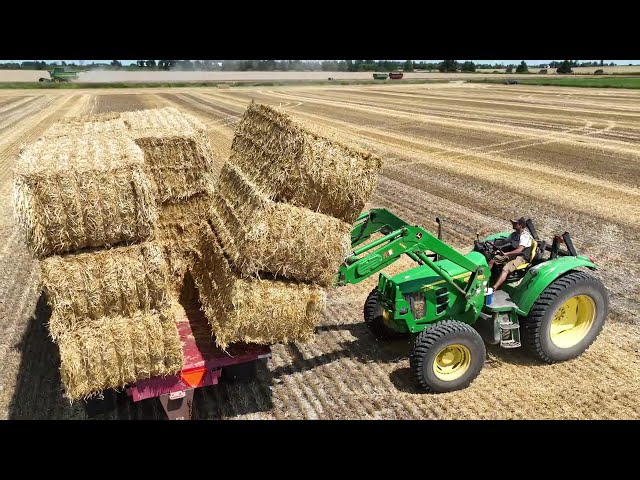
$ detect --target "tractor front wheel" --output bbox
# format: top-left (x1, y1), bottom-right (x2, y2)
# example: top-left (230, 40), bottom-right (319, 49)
top-left (521, 271), bottom-right (608, 363)
top-left (363, 288), bottom-right (397, 340)
top-left (410, 320), bottom-right (485, 393)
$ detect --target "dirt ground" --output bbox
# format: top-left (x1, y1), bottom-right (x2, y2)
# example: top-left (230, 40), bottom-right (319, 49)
top-left (1, 82), bottom-right (638, 419)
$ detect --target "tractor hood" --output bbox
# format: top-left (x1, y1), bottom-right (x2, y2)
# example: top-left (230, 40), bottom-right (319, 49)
top-left (387, 251), bottom-right (488, 295)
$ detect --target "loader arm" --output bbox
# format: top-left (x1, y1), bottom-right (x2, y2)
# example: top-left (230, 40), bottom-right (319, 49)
top-left (337, 209), bottom-right (486, 302)
top-left (350, 208), bottom-right (411, 248)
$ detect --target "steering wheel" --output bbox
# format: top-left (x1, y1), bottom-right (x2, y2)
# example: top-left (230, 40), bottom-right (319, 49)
top-left (483, 240), bottom-right (506, 256)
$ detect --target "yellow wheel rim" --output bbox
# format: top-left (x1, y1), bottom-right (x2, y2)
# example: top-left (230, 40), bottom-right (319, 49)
top-left (433, 344), bottom-right (471, 381)
top-left (550, 295), bottom-right (596, 349)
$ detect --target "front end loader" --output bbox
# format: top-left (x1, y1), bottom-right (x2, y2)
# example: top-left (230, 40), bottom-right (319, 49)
top-left (336, 209), bottom-right (608, 393)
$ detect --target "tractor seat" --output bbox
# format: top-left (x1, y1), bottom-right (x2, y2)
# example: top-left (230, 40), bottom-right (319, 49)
top-left (513, 239), bottom-right (538, 271)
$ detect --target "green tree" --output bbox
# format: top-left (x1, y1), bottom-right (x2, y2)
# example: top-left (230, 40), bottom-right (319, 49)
top-left (460, 61), bottom-right (475, 72)
top-left (505, 66), bottom-right (513, 73)
top-left (111, 60), bottom-right (122, 68)
top-left (146, 60), bottom-right (156, 68)
top-left (438, 60), bottom-right (458, 72)
top-left (403, 59), bottom-right (414, 71)
top-left (556, 60), bottom-right (573, 74)
top-left (516, 61), bottom-right (528, 73)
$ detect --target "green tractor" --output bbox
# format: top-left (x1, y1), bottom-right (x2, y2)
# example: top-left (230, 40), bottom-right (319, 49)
top-left (336, 209), bottom-right (608, 393)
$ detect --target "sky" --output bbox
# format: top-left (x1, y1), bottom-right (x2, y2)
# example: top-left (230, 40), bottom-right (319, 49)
top-left (3, 60), bottom-right (640, 65)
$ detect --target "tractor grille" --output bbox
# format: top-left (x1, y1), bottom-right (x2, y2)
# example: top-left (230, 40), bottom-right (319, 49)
top-left (435, 287), bottom-right (449, 315)
top-left (404, 292), bottom-right (426, 320)
top-left (384, 281), bottom-right (396, 304)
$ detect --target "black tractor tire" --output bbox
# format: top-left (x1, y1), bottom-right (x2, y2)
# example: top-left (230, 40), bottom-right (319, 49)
top-left (521, 271), bottom-right (608, 363)
top-left (410, 320), bottom-right (486, 393)
top-left (363, 288), bottom-right (397, 340)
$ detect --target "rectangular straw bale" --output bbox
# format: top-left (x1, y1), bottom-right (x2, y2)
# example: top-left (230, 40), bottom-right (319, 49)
top-left (42, 118), bottom-right (128, 139)
top-left (13, 134), bottom-right (157, 257)
top-left (191, 223), bottom-right (327, 349)
top-left (56, 112), bottom-right (123, 124)
top-left (57, 307), bottom-right (183, 401)
top-left (211, 163), bottom-right (350, 286)
top-left (122, 108), bottom-right (216, 202)
top-left (229, 102), bottom-right (383, 224)
top-left (156, 192), bottom-right (211, 295)
top-left (41, 242), bottom-right (170, 340)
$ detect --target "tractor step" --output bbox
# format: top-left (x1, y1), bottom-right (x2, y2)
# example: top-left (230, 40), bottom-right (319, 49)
top-left (499, 317), bottom-right (521, 348)
top-left (500, 339), bottom-right (521, 348)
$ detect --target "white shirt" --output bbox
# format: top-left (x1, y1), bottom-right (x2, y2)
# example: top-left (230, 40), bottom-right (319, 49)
top-left (519, 230), bottom-right (533, 249)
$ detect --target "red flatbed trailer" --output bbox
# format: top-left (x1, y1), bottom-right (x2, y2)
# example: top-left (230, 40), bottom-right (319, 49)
top-left (126, 307), bottom-right (271, 420)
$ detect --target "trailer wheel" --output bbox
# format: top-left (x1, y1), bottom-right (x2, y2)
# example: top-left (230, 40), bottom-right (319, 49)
top-left (521, 271), bottom-right (608, 363)
top-left (410, 320), bottom-right (485, 393)
top-left (363, 288), bottom-right (397, 340)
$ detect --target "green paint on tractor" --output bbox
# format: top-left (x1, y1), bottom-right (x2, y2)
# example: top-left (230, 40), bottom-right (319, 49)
top-left (336, 208), bottom-right (608, 393)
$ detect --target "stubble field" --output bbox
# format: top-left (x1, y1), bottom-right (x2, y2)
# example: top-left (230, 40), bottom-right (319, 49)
top-left (1, 82), bottom-right (638, 419)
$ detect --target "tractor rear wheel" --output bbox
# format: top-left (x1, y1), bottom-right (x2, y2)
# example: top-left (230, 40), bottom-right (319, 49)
top-left (410, 320), bottom-right (485, 393)
top-left (363, 288), bottom-right (397, 340)
top-left (521, 271), bottom-right (607, 363)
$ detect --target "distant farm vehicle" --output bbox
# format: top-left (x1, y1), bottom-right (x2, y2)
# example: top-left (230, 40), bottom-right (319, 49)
top-left (504, 79), bottom-right (519, 85)
top-left (373, 73), bottom-right (388, 80)
top-left (389, 72), bottom-right (404, 80)
top-left (39, 67), bottom-right (79, 83)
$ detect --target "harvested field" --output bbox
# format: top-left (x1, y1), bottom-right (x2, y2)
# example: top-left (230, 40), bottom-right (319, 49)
top-left (1, 83), bottom-right (639, 419)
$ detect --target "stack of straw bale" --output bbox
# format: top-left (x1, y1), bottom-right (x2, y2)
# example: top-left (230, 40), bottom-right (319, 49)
top-left (12, 108), bottom-right (223, 400)
top-left (14, 102), bottom-right (383, 395)
top-left (192, 103), bottom-right (382, 348)
top-left (122, 108), bottom-right (217, 295)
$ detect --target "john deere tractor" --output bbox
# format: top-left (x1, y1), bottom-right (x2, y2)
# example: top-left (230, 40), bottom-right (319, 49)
top-left (336, 209), bottom-right (608, 393)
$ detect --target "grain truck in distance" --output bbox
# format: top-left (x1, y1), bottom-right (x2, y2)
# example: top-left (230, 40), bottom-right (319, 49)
top-left (336, 209), bottom-right (608, 393)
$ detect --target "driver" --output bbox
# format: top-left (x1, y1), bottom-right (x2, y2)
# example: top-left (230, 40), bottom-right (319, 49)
top-left (489, 217), bottom-right (533, 290)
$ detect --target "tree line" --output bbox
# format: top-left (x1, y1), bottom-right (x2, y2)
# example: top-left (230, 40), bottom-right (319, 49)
top-left (0, 60), bottom-right (624, 73)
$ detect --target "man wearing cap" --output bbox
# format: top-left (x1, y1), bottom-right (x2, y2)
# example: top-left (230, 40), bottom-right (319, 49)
top-left (489, 217), bottom-right (533, 291)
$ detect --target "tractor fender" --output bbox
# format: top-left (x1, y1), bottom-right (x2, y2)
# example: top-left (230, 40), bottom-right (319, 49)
top-left (509, 256), bottom-right (597, 316)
